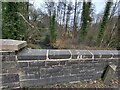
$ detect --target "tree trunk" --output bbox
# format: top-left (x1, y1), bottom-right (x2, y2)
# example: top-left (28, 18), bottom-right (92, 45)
top-left (73, 0), bottom-right (77, 38)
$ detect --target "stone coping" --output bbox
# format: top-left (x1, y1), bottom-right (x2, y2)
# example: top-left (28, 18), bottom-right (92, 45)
top-left (0, 39), bottom-right (27, 51)
top-left (17, 49), bottom-right (120, 60)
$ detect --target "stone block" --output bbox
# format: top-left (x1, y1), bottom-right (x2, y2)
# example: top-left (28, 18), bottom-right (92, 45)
top-left (0, 51), bottom-right (15, 55)
top-left (101, 54), bottom-right (112, 58)
top-left (0, 39), bottom-right (27, 51)
top-left (82, 55), bottom-right (92, 58)
top-left (56, 75), bottom-right (79, 83)
top-left (59, 61), bottom-right (66, 65)
top-left (101, 64), bottom-right (117, 85)
top-left (19, 62), bottom-right (28, 68)
top-left (71, 68), bottom-right (80, 74)
top-left (113, 55), bottom-right (120, 58)
top-left (17, 49), bottom-right (47, 60)
top-left (51, 72), bottom-right (63, 77)
top-left (94, 55), bottom-right (100, 58)
top-left (2, 55), bottom-right (16, 61)
top-left (66, 60), bottom-right (79, 66)
top-left (90, 50), bottom-right (113, 58)
top-left (40, 68), bottom-right (47, 76)
top-left (62, 68), bottom-right (71, 75)
top-left (48, 50), bottom-right (71, 59)
top-left (2, 82), bottom-right (20, 90)
top-left (2, 61), bottom-right (16, 68)
top-left (110, 50), bottom-right (120, 58)
top-left (20, 79), bottom-right (45, 87)
top-left (40, 74), bottom-right (51, 78)
top-left (2, 74), bottom-right (19, 84)
top-left (29, 61), bottom-right (45, 67)
top-left (71, 50), bottom-right (92, 59)
top-left (72, 64), bottom-right (80, 69)
top-left (46, 61), bottom-right (59, 67)
top-left (89, 50), bottom-right (101, 58)
top-left (1, 55), bottom-right (10, 61)
top-left (26, 67), bottom-right (39, 75)
top-left (46, 66), bottom-right (62, 74)
top-left (20, 73), bottom-right (40, 80)
top-left (2, 67), bottom-right (19, 74)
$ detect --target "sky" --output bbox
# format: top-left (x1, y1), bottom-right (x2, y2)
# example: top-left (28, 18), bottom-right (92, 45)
top-left (30, 0), bottom-right (117, 14)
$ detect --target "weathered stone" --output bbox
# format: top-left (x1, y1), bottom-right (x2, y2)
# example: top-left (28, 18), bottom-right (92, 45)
top-left (71, 64), bottom-right (80, 69)
top-left (17, 49), bottom-right (47, 60)
top-left (2, 68), bottom-right (18, 74)
top-left (51, 72), bottom-right (63, 77)
top-left (66, 60), bottom-right (79, 66)
top-left (109, 50), bottom-right (120, 58)
top-left (46, 61), bottom-right (59, 67)
top-left (113, 55), bottom-right (120, 58)
top-left (29, 61), bottom-right (45, 67)
top-left (20, 73), bottom-right (40, 80)
top-left (40, 68), bottom-right (47, 76)
top-left (90, 50), bottom-right (113, 58)
top-left (94, 55), bottom-right (100, 58)
top-left (101, 64), bottom-right (117, 85)
top-left (59, 61), bottom-right (66, 65)
top-left (2, 82), bottom-right (20, 90)
top-left (0, 51), bottom-right (15, 55)
top-left (25, 67), bottom-right (39, 75)
top-left (2, 74), bottom-right (19, 83)
top-left (20, 79), bottom-right (45, 87)
top-left (89, 50), bottom-right (102, 58)
top-left (46, 66), bottom-right (62, 74)
top-left (62, 67), bottom-right (71, 75)
top-left (101, 54), bottom-right (112, 58)
top-left (48, 50), bottom-right (71, 59)
top-left (2, 61), bottom-right (16, 68)
top-left (40, 74), bottom-right (51, 78)
top-left (59, 75), bottom-right (79, 83)
top-left (71, 50), bottom-right (92, 59)
top-left (0, 39), bottom-right (27, 51)
top-left (1, 55), bottom-right (10, 61)
top-left (82, 55), bottom-right (92, 58)
top-left (19, 62), bottom-right (28, 68)
top-left (2, 55), bottom-right (16, 61)
top-left (63, 66), bottom-right (72, 70)
top-left (71, 68), bottom-right (80, 74)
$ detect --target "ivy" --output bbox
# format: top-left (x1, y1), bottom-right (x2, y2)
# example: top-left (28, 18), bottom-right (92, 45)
top-left (80, 1), bottom-right (92, 41)
top-left (97, 1), bottom-right (112, 45)
top-left (2, 2), bottom-right (27, 40)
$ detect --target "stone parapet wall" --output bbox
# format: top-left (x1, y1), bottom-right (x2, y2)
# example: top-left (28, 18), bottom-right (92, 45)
top-left (0, 49), bottom-right (119, 89)
top-left (0, 39), bottom-right (119, 89)
top-left (17, 49), bottom-right (119, 87)
top-left (18, 59), bottom-right (118, 87)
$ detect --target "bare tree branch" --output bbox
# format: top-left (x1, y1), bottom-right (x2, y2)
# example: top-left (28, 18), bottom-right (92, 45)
top-left (16, 12), bottom-right (35, 28)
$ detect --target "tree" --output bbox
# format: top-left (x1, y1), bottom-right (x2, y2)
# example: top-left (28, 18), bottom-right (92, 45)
top-left (73, 0), bottom-right (77, 38)
top-left (103, 0), bottom-right (119, 47)
top-left (117, 2), bottom-right (120, 49)
top-left (80, 0), bottom-right (92, 41)
top-left (97, 0), bottom-right (112, 45)
top-left (50, 10), bottom-right (56, 44)
top-left (45, 2), bottom-right (57, 44)
top-left (2, 2), bottom-right (28, 40)
top-left (65, 2), bottom-right (73, 33)
top-left (62, 0), bottom-right (67, 27)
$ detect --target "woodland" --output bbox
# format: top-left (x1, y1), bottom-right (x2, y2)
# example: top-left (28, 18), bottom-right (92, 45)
top-left (2, 0), bottom-right (120, 49)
